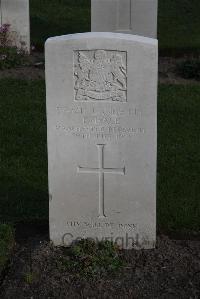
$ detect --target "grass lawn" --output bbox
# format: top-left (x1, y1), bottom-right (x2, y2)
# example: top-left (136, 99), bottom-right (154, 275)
top-left (0, 79), bottom-right (199, 232)
top-left (0, 80), bottom-right (48, 222)
top-left (30, 0), bottom-right (200, 55)
top-left (158, 0), bottom-right (200, 56)
top-left (0, 224), bottom-right (14, 274)
top-left (30, 0), bottom-right (90, 50)
top-left (158, 84), bottom-right (200, 232)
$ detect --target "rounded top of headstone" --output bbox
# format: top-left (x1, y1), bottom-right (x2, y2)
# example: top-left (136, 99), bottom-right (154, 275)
top-left (45, 32), bottom-right (158, 47)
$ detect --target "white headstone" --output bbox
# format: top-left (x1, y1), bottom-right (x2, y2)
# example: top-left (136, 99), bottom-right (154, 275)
top-left (46, 32), bottom-right (157, 249)
top-left (0, 0), bottom-right (30, 52)
top-left (91, 0), bottom-right (158, 38)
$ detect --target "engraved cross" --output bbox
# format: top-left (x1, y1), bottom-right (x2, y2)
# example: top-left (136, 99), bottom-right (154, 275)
top-left (117, 0), bottom-right (132, 32)
top-left (77, 144), bottom-right (125, 218)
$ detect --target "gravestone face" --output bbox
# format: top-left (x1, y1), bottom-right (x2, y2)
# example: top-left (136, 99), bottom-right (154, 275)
top-left (0, 0), bottom-right (30, 52)
top-left (91, 0), bottom-right (158, 38)
top-left (46, 32), bottom-right (157, 249)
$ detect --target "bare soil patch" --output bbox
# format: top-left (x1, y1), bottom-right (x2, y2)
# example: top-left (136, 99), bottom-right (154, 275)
top-left (159, 57), bottom-right (200, 85)
top-left (0, 53), bottom-right (200, 85)
top-left (0, 232), bottom-right (200, 299)
top-left (0, 52), bottom-right (44, 80)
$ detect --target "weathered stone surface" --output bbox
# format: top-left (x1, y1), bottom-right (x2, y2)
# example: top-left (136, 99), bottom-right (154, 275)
top-left (0, 0), bottom-right (30, 52)
top-left (91, 0), bottom-right (157, 38)
top-left (46, 32), bottom-right (158, 249)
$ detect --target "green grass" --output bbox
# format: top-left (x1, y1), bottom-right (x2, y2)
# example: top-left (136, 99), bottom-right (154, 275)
top-left (59, 239), bottom-right (124, 278)
top-left (158, 84), bottom-right (200, 232)
top-left (0, 224), bottom-right (15, 274)
top-left (30, 0), bottom-right (200, 55)
top-left (30, 0), bottom-right (90, 50)
top-left (158, 0), bottom-right (200, 55)
top-left (0, 79), bottom-right (48, 222)
top-left (0, 79), bottom-right (200, 232)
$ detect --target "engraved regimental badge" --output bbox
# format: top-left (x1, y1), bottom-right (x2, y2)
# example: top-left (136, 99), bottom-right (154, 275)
top-left (74, 50), bottom-right (127, 102)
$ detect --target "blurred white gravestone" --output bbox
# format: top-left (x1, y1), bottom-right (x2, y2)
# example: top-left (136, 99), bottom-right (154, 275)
top-left (91, 0), bottom-right (158, 38)
top-left (46, 32), bottom-right (157, 249)
top-left (0, 0), bottom-right (30, 52)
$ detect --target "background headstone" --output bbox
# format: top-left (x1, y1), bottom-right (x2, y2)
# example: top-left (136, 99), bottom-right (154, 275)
top-left (91, 0), bottom-right (158, 38)
top-left (46, 32), bottom-right (157, 249)
top-left (0, 0), bottom-right (30, 52)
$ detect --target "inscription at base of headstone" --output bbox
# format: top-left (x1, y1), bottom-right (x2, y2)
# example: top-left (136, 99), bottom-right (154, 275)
top-left (0, 0), bottom-right (30, 52)
top-left (46, 32), bottom-right (157, 249)
top-left (91, 0), bottom-right (158, 38)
